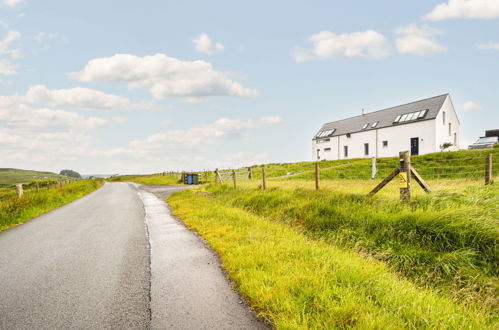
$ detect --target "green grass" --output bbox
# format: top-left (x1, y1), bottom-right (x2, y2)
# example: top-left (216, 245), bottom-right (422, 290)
top-left (169, 188), bottom-right (497, 329)
top-left (107, 174), bottom-right (180, 185)
top-left (0, 168), bottom-right (70, 187)
top-left (0, 179), bottom-right (104, 232)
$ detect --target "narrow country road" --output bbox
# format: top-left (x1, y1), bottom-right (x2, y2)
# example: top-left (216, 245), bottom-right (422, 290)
top-left (0, 182), bottom-right (266, 330)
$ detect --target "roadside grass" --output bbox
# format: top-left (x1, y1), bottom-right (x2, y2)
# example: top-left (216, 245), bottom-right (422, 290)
top-left (107, 174), bottom-right (179, 185)
top-left (196, 182), bottom-right (498, 310)
top-left (169, 189), bottom-right (497, 329)
top-left (0, 179), bottom-right (104, 232)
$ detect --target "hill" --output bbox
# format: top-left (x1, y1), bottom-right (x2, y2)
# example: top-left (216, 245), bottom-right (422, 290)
top-left (0, 168), bottom-right (70, 187)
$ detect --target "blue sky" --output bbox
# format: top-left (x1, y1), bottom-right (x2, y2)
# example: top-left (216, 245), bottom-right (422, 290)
top-left (1, 0), bottom-right (498, 174)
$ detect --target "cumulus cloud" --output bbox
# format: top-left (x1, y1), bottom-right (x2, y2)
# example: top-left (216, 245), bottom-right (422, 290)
top-left (68, 53), bottom-right (258, 100)
top-left (459, 101), bottom-right (482, 111)
top-left (193, 33), bottom-right (224, 55)
top-left (2, 0), bottom-right (24, 8)
top-left (477, 42), bottom-right (499, 50)
top-left (293, 30), bottom-right (389, 62)
top-left (259, 116), bottom-right (283, 124)
top-left (425, 0), bottom-right (499, 20)
top-left (25, 85), bottom-right (131, 110)
top-left (395, 24), bottom-right (446, 55)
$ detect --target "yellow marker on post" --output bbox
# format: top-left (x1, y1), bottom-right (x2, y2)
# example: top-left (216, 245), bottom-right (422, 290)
top-left (399, 172), bottom-right (408, 188)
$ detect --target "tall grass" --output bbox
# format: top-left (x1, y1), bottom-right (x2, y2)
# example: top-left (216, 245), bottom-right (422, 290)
top-left (107, 174), bottom-right (179, 185)
top-left (169, 189), bottom-right (497, 328)
top-left (202, 182), bottom-right (498, 311)
top-left (0, 179), bottom-right (103, 232)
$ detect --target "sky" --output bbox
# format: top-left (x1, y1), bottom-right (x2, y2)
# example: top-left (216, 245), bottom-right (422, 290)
top-left (1, 0), bottom-right (498, 174)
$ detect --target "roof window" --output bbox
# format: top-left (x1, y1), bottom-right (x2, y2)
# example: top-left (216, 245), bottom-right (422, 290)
top-left (394, 109), bottom-right (429, 124)
top-left (362, 123), bottom-right (369, 129)
top-left (371, 121), bottom-right (378, 128)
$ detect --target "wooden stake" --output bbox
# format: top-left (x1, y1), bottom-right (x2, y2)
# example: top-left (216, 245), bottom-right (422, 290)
top-left (399, 151), bottom-right (411, 202)
top-left (315, 163), bottom-right (320, 190)
top-left (232, 170), bottom-right (237, 189)
top-left (371, 157), bottom-right (377, 180)
top-left (485, 153), bottom-right (492, 185)
top-left (262, 167), bottom-right (266, 190)
top-left (410, 167), bottom-right (431, 193)
top-left (16, 184), bottom-right (23, 199)
top-left (248, 167), bottom-right (252, 179)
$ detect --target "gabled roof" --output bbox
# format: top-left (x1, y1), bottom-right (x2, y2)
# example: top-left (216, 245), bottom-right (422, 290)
top-left (314, 94), bottom-right (449, 139)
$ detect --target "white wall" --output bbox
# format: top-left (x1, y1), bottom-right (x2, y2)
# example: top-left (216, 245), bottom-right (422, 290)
top-left (312, 119), bottom-right (438, 160)
top-left (435, 95), bottom-right (460, 150)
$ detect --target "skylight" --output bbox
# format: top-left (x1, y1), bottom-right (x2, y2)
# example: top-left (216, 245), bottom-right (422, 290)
top-left (362, 123), bottom-right (368, 129)
top-left (371, 121), bottom-right (378, 127)
top-left (393, 109), bottom-right (429, 124)
top-left (316, 128), bottom-right (335, 138)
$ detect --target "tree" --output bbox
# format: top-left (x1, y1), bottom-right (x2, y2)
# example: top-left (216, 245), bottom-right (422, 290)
top-left (60, 169), bottom-right (82, 179)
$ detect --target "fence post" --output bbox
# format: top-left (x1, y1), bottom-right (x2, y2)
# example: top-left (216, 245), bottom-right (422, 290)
top-left (371, 157), bottom-right (377, 179)
top-left (248, 167), bottom-right (252, 179)
top-left (232, 170), bottom-right (237, 189)
top-left (399, 151), bottom-right (411, 202)
top-left (16, 184), bottom-right (23, 199)
top-left (214, 169), bottom-right (220, 184)
top-left (262, 166), bottom-right (266, 190)
top-left (315, 163), bottom-right (320, 190)
top-left (36, 182), bottom-right (39, 192)
top-left (485, 153), bottom-right (492, 185)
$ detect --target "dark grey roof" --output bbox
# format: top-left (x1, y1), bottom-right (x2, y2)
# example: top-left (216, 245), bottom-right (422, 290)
top-left (314, 94), bottom-right (449, 139)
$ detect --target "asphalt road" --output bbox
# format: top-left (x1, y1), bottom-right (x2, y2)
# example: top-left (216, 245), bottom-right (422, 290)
top-left (0, 182), bottom-right (266, 329)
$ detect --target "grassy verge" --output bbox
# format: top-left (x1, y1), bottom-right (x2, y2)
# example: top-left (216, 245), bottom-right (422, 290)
top-left (107, 174), bottom-right (179, 185)
top-left (169, 188), bottom-right (497, 328)
top-left (0, 179), bottom-right (104, 232)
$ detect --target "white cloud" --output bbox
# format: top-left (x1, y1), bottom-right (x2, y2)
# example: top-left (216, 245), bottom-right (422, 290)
top-left (33, 32), bottom-right (56, 43)
top-left (259, 116), bottom-right (283, 124)
top-left (477, 42), bottom-right (499, 50)
top-left (459, 101), bottom-right (482, 111)
top-left (161, 119), bottom-right (171, 126)
top-left (293, 30), bottom-right (389, 62)
top-left (394, 24), bottom-right (446, 55)
top-left (25, 85), bottom-right (131, 110)
top-left (193, 33), bottom-right (224, 55)
top-left (0, 30), bottom-right (21, 58)
top-left (2, 0), bottom-right (24, 8)
top-left (425, 0), bottom-right (499, 20)
top-left (68, 53), bottom-right (258, 100)
top-left (0, 58), bottom-right (16, 75)
top-left (113, 116), bottom-right (128, 123)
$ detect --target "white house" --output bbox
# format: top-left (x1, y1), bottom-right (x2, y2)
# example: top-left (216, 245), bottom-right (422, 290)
top-left (312, 94), bottom-right (460, 161)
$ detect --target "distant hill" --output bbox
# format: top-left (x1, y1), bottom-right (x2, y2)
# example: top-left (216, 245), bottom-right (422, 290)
top-left (0, 168), bottom-right (70, 187)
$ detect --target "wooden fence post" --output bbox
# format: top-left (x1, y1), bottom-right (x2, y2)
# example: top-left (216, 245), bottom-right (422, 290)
top-left (232, 170), bottom-right (237, 189)
top-left (485, 153), bottom-right (492, 185)
top-left (262, 167), bottom-right (266, 190)
top-left (371, 157), bottom-right (377, 180)
top-left (16, 184), bottom-right (23, 199)
top-left (399, 151), bottom-right (411, 202)
top-left (315, 163), bottom-right (320, 190)
top-left (248, 167), bottom-right (252, 179)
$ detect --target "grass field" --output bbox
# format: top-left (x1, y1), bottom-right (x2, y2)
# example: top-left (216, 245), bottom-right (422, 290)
top-left (166, 149), bottom-right (498, 329)
top-left (0, 168), bottom-right (70, 187)
top-left (107, 173), bottom-right (180, 185)
top-left (0, 179), bottom-right (104, 232)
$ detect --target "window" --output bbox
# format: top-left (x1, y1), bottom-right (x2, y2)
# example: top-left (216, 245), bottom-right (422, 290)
top-left (448, 122), bottom-right (451, 136)
top-left (364, 143), bottom-right (369, 156)
top-left (316, 149), bottom-right (320, 160)
top-left (443, 111), bottom-right (446, 125)
top-left (362, 123), bottom-right (369, 129)
top-left (346, 133), bottom-right (351, 138)
top-left (382, 140), bottom-right (388, 147)
top-left (317, 138), bottom-right (330, 144)
top-left (393, 115), bottom-right (401, 123)
top-left (394, 109), bottom-right (429, 124)
top-left (418, 109), bottom-right (428, 119)
top-left (325, 148), bottom-right (331, 152)
top-left (371, 121), bottom-right (378, 128)
top-left (344, 146), bottom-right (348, 158)
top-left (316, 129), bottom-right (335, 138)
top-left (400, 114), bottom-right (409, 122)
top-left (454, 133), bottom-right (457, 145)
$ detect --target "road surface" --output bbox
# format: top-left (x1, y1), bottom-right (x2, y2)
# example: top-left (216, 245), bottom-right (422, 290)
top-left (0, 182), bottom-right (266, 329)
